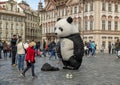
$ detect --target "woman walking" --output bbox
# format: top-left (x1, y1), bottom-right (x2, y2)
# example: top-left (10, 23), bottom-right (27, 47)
top-left (17, 36), bottom-right (26, 72)
top-left (20, 41), bottom-right (37, 78)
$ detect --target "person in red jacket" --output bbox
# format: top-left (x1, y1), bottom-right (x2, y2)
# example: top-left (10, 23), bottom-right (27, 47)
top-left (20, 41), bottom-right (37, 78)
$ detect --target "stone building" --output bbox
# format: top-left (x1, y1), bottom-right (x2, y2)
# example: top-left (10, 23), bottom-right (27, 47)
top-left (19, 1), bottom-right (41, 42)
top-left (0, 0), bottom-right (25, 42)
top-left (39, 0), bottom-right (120, 52)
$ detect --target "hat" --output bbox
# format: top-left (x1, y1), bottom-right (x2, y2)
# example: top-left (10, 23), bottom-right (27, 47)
top-left (29, 41), bottom-right (36, 47)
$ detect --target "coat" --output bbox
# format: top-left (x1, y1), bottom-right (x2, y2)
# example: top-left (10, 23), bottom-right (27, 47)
top-left (25, 46), bottom-right (35, 63)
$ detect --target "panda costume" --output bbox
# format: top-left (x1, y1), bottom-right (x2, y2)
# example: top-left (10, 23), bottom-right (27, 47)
top-left (55, 17), bottom-right (84, 70)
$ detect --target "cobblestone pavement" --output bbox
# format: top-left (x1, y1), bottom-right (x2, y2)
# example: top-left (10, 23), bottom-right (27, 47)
top-left (0, 53), bottom-right (120, 85)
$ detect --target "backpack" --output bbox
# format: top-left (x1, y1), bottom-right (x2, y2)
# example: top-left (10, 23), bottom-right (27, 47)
top-left (41, 63), bottom-right (59, 71)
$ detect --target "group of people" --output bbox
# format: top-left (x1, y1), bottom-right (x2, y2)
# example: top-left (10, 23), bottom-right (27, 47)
top-left (0, 35), bottom-right (59, 78)
top-left (84, 40), bottom-right (97, 57)
top-left (84, 39), bottom-right (120, 57)
top-left (0, 35), bottom-right (40, 78)
top-left (42, 39), bottom-right (58, 59)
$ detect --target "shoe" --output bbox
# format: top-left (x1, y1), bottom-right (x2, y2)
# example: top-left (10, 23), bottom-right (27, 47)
top-left (20, 73), bottom-right (25, 77)
top-left (12, 64), bottom-right (16, 67)
top-left (32, 75), bottom-right (37, 79)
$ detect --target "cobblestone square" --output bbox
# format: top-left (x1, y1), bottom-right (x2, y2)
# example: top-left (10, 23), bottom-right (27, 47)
top-left (0, 53), bottom-right (120, 85)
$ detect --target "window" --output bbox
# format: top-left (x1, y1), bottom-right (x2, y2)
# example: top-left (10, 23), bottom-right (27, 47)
top-left (62, 9), bottom-right (64, 16)
top-left (85, 4), bottom-right (88, 12)
top-left (70, 7), bottom-right (72, 14)
top-left (6, 23), bottom-right (8, 29)
top-left (3, 15), bottom-right (6, 20)
top-left (74, 6), bottom-right (77, 14)
top-left (78, 6), bottom-right (81, 13)
top-left (108, 3), bottom-right (112, 12)
top-left (102, 2), bottom-right (105, 11)
top-left (11, 4), bottom-right (13, 11)
top-left (108, 21), bottom-right (111, 30)
top-left (11, 23), bottom-right (13, 30)
top-left (85, 21), bottom-right (87, 30)
top-left (114, 21), bottom-right (118, 31)
top-left (115, 4), bottom-right (118, 12)
top-left (18, 8), bottom-right (20, 12)
top-left (11, 16), bottom-right (13, 21)
top-left (90, 2), bottom-right (93, 11)
top-left (102, 20), bottom-right (105, 30)
top-left (90, 21), bottom-right (93, 30)
top-left (0, 22), bottom-right (2, 29)
top-left (16, 23), bottom-right (18, 29)
top-left (102, 41), bottom-right (106, 49)
top-left (21, 24), bottom-right (23, 30)
top-left (0, 15), bottom-right (2, 20)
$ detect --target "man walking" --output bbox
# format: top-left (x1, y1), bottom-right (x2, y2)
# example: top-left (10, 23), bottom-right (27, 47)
top-left (11, 35), bottom-right (17, 66)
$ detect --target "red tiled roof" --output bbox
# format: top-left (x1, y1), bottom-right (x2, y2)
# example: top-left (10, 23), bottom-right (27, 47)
top-left (0, 1), bottom-right (6, 4)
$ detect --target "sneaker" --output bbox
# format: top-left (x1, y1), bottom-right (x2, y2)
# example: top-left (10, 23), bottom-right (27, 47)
top-left (20, 73), bottom-right (25, 77)
top-left (12, 64), bottom-right (16, 67)
top-left (32, 75), bottom-right (37, 79)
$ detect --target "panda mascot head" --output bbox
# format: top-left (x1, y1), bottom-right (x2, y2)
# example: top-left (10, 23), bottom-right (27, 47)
top-left (55, 17), bottom-right (84, 70)
top-left (55, 17), bottom-right (79, 38)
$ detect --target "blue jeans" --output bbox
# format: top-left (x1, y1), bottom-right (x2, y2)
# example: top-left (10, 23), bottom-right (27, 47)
top-left (42, 48), bottom-right (46, 57)
top-left (91, 48), bottom-right (95, 56)
top-left (23, 62), bottom-right (35, 76)
top-left (17, 54), bottom-right (25, 70)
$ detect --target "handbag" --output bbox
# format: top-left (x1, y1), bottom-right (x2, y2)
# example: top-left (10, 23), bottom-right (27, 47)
top-left (27, 62), bottom-right (32, 66)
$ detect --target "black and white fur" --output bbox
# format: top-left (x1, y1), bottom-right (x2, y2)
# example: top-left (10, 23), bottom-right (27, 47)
top-left (55, 17), bottom-right (84, 70)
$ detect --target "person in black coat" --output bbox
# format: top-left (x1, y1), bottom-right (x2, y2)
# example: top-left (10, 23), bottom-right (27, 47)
top-left (11, 35), bottom-right (17, 66)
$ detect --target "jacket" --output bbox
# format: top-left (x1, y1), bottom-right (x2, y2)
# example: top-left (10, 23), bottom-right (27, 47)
top-left (25, 46), bottom-right (35, 63)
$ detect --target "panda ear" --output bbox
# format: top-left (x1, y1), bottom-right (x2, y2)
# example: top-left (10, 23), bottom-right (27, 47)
top-left (57, 18), bottom-right (61, 21)
top-left (67, 17), bottom-right (73, 24)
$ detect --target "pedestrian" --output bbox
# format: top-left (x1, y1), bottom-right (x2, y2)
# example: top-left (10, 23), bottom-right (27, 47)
top-left (0, 40), bottom-right (3, 59)
top-left (11, 35), bottom-right (17, 66)
top-left (42, 39), bottom-right (46, 57)
top-left (111, 44), bottom-right (115, 54)
top-left (49, 47), bottom-right (57, 59)
top-left (2, 41), bottom-right (8, 60)
top-left (84, 45), bottom-right (88, 56)
top-left (8, 42), bottom-right (12, 58)
top-left (100, 44), bottom-right (104, 54)
top-left (115, 39), bottom-right (120, 57)
top-left (17, 36), bottom-right (26, 72)
top-left (91, 41), bottom-right (96, 57)
top-left (108, 43), bottom-right (111, 54)
top-left (20, 41), bottom-right (37, 78)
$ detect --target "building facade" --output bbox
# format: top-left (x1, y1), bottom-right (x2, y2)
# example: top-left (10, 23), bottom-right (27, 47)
top-left (39, 0), bottom-right (120, 52)
top-left (0, 0), bottom-right (25, 42)
top-left (19, 1), bottom-right (41, 42)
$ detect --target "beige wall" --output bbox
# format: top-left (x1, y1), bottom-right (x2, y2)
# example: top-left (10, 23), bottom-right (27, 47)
top-left (39, 0), bottom-right (120, 52)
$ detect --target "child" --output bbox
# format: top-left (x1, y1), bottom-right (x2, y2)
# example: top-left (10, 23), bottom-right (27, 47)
top-left (20, 41), bottom-right (37, 78)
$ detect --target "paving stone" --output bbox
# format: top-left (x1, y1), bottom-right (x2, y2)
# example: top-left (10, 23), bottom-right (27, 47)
top-left (0, 53), bottom-right (120, 85)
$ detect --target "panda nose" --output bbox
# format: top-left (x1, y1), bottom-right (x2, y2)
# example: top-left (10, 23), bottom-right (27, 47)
top-left (55, 33), bottom-right (57, 35)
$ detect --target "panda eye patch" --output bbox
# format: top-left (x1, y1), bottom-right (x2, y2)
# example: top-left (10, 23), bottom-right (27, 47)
top-left (59, 27), bottom-right (63, 31)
